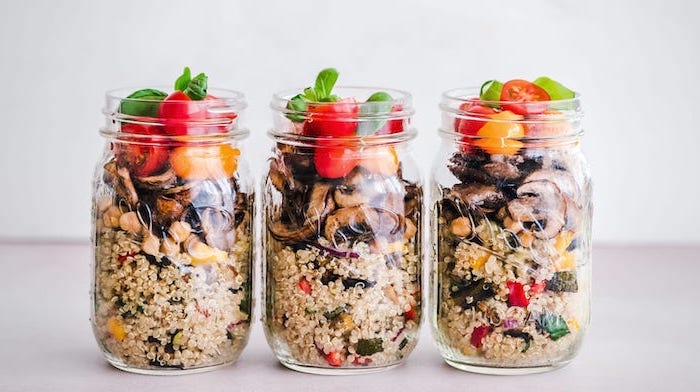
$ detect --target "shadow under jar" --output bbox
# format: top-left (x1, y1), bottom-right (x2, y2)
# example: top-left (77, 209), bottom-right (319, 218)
top-left (430, 89), bottom-right (592, 375)
top-left (91, 88), bottom-right (254, 374)
top-left (263, 88), bottom-right (423, 375)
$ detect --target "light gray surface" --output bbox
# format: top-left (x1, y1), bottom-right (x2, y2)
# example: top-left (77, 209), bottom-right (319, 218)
top-left (0, 243), bottom-right (697, 391)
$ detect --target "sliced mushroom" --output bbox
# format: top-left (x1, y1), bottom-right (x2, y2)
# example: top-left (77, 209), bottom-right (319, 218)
top-left (507, 180), bottom-right (566, 239)
top-left (524, 169), bottom-right (580, 201)
top-left (133, 168), bottom-right (177, 190)
top-left (451, 184), bottom-right (505, 213)
top-left (268, 159), bottom-right (287, 192)
top-left (269, 182), bottom-right (335, 242)
top-left (116, 166), bottom-right (138, 207)
top-left (482, 161), bottom-right (520, 180)
top-left (153, 196), bottom-right (185, 225)
top-left (334, 169), bottom-right (379, 208)
top-left (324, 206), bottom-right (403, 246)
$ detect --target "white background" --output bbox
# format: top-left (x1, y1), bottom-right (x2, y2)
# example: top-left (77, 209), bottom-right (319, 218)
top-left (0, 0), bottom-right (698, 244)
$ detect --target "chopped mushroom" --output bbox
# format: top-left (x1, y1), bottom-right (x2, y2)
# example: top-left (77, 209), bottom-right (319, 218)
top-left (324, 206), bottom-right (403, 246)
top-left (133, 169), bottom-right (177, 190)
top-left (269, 182), bottom-right (335, 242)
top-left (507, 180), bottom-right (566, 239)
top-left (450, 184), bottom-right (505, 213)
top-left (115, 166), bottom-right (139, 207)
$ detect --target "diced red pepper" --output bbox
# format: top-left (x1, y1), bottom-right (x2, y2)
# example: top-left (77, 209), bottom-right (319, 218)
top-left (507, 281), bottom-right (529, 307)
top-left (470, 325), bottom-right (491, 348)
top-left (530, 281), bottom-right (546, 296)
top-left (117, 252), bottom-right (138, 263)
top-left (352, 356), bottom-right (372, 366)
top-left (326, 351), bottom-right (342, 367)
top-left (298, 278), bottom-right (313, 295)
top-left (405, 306), bottom-right (417, 321)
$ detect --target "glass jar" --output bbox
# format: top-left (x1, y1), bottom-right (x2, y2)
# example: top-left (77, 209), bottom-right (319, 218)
top-left (91, 88), bottom-right (253, 374)
top-left (262, 88), bottom-right (423, 374)
top-left (430, 89), bottom-right (592, 374)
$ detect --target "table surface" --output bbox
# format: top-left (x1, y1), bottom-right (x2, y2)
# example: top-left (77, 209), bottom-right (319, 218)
top-left (0, 242), bottom-right (698, 391)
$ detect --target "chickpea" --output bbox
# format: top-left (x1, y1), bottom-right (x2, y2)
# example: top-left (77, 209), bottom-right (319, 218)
top-left (404, 219), bottom-right (417, 241)
top-left (102, 206), bottom-right (122, 228)
top-left (450, 217), bottom-right (472, 237)
top-left (168, 221), bottom-right (191, 243)
top-left (160, 237), bottom-right (179, 257)
top-left (141, 234), bottom-right (160, 256)
top-left (119, 211), bottom-right (141, 234)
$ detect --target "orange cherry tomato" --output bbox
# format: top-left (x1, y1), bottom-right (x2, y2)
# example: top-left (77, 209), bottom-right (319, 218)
top-left (474, 111), bottom-right (525, 155)
top-left (169, 144), bottom-right (240, 180)
top-left (358, 146), bottom-right (399, 175)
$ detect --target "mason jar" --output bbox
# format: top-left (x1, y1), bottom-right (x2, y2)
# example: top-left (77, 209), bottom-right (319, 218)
top-left (430, 88), bottom-right (592, 374)
top-left (91, 87), bottom-right (253, 374)
top-left (262, 87), bottom-right (423, 374)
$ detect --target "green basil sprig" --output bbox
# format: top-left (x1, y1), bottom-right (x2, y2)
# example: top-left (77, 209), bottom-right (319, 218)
top-left (285, 68), bottom-right (340, 122)
top-left (174, 66), bottom-right (208, 100)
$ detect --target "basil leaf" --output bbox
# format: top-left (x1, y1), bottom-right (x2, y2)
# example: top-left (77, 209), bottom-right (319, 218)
top-left (356, 91), bottom-right (393, 136)
top-left (314, 68), bottom-right (339, 99)
top-left (479, 80), bottom-right (503, 104)
top-left (183, 72), bottom-right (208, 100)
top-left (302, 87), bottom-right (317, 102)
top-left (533, 77), bottom-right (574, 100)
top-left (119, 88), bottom-right (167, 117)
top-left (286, 94), bottom-right (308, 123)
top-left (174, 67), bottom-right (191, 91)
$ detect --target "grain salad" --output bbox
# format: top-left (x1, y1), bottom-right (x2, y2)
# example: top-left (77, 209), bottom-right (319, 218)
top-left (264, 69), bottom-right (423, 373)
top-left (432, 80), bottom-right (592, 373)
top-left (91, 69), bottom-right (253, 373)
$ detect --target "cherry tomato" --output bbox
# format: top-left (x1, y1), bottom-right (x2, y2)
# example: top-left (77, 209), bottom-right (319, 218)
top-left (205, 94), bottom-right (238, 133)
top-left (116, 123), bottom-right (169, 177)
top-left (303, 98), bottom-right (359, 137)
top-left (455, 99), bottom-right (497, 136)
top-left (524, 110), bottom-right (572, 137)
top-left (474, 111), bottom-right (525, 155)
top-left (159, 91), bottom-right (207, 136)
top-left (500, 79), bottom-right (550, 115)
top-left (376, 104), bottom-right (405, 135)
top-left (169, 144), bottom-right (240, 180)
top-left (313, 140), bottom-right (359, 179)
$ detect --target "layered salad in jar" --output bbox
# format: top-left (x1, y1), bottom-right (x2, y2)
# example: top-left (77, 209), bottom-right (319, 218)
top-left (92, 68), bottom-right (252, 372)
top-left (434, 78), bottom-right (591, 370)
top-left (264, 69), bottom-right (422, 371)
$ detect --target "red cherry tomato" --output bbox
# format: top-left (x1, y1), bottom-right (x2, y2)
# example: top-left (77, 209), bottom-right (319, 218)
top-left (455, 99), bottom-right (497, 136)
top-left (376, 104), bottom-right (405, 135)
top-left (500, 80), bottom-right (550, 115)
top-left (204, 94), bottom-right (238, 133)
top-left (313, 140), bottom-right (359, 179)
top-left (405, 306), bottom-right (417, 321)
top-left (159, 91), bottom-right (207, 136)
top-left (303, 98), bottom-right (359, 137)
top-left (116, 123), bottom-right (169, 177)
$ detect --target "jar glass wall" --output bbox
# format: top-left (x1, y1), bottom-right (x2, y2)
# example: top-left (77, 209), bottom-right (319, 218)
top-left (91, 88), bottom-right (254, 374)
top-left (430, 89), bottom-right (592, 374)
top-left (262, 87), bottom-right (423, 374)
